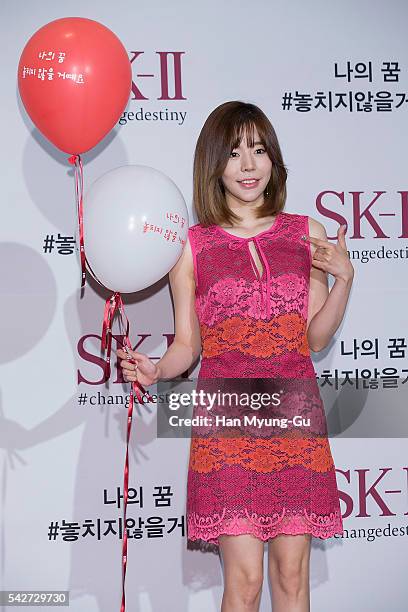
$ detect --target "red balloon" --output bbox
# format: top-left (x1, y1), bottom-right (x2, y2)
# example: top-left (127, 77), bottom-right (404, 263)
top-left (18, 17), bottom-right (132, 154)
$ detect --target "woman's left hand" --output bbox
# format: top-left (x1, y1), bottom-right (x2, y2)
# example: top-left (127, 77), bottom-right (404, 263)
top-left (305, 224), bottom-right (354, 283)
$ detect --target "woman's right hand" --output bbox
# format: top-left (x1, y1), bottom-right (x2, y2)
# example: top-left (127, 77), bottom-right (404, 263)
top-left (117, 348), bottom-right (160, 387)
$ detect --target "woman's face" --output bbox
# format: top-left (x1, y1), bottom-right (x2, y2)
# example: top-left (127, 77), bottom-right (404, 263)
top-left (221, 127), bottom-right (272, 206)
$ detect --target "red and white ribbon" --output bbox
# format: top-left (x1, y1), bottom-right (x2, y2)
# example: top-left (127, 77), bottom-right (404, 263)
top-left (69, 154), bottom-right (155, 611)
top-left (100, 291), bottom-right (155, 612)
top-left (68, 154), bottom-right (86, 288)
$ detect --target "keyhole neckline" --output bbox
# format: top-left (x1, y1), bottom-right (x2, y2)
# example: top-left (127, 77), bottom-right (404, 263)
top-left (214, 212), bottom-right (284, 242)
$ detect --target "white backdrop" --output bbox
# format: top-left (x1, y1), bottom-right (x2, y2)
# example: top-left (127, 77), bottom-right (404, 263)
top-left (1, 0), bottom-right (408, 610)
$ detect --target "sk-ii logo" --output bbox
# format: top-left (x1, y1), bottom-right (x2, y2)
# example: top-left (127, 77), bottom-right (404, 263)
top-left (318, 191), bottom-right (408, 239)
top-left (129, 51), bottom-right (186, 101)
top-left (338, 467), bottom-right (408, 519)
top-left (78, 333), bottom-right (183, 385)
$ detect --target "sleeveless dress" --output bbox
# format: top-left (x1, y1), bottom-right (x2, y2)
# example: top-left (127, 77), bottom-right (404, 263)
top-left (185, 211), bottom-right (344, 547)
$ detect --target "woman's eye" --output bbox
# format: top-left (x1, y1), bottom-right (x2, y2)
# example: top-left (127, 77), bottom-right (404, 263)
top-left (230, 151), bottom-right (239, 158)
top-left (255, 148), bottom-right (266, 154)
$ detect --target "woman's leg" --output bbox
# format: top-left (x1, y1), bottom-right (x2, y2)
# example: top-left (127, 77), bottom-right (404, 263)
top-left (267, 533), bottom-right (312, 612)
top-left (219, 533), bottom-right (265, 612)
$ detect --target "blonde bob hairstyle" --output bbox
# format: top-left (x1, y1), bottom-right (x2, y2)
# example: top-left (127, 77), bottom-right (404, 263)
top-left (192, 100), bottom-right (288, 227)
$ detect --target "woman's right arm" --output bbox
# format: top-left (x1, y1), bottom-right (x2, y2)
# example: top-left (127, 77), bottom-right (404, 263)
top-left (117, 235), bottom-right (202, 384)
top-left (156, 235), bottom-right (202, 381)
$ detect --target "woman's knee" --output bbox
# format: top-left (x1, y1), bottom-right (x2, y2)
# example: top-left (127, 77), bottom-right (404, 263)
top-left (270, 558), bottom-right (308, 597)
top-left (220, 533), bottom-right (265, 605)
top-left (225, 568), bottom-right (264, 606)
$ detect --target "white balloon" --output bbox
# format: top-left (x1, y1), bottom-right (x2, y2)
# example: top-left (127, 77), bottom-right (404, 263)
top-left (83, 165), bottom-right (189, 293)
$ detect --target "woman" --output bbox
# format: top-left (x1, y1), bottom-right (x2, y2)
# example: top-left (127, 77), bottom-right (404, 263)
top-left (118, 101), bottom-right (354, 612)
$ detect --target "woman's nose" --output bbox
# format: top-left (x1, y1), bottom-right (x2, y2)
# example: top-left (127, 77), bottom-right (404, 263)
top-left (241, 151), bottom-right (255, 172)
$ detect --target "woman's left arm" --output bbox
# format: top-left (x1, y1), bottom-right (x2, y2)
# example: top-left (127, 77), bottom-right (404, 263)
top-left (305, 216), bottom-right (355, 352)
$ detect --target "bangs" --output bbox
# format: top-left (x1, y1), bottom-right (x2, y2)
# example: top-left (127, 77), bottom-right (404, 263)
top-left (230, 117), bottom-right (266, 151)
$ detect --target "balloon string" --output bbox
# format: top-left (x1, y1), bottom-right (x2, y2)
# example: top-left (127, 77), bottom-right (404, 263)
top-left (101, 293), bottom-right (119, 379)
top-left (100, 292), bottom-right (155, 612)
top-left (68, 155), bottom-right (86, 288)
top-left (68, 155), bottom-right (156, 612)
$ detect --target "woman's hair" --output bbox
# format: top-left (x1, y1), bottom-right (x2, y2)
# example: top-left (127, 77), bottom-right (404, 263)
top-left (193, 100), bottom-right (288, 226)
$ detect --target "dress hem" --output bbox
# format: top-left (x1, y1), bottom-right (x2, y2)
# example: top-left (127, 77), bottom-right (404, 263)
top-left (187, 526), bottom-right (344, 548)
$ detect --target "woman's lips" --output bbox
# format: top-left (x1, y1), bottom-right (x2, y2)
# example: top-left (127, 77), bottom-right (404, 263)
top-left (237, 179), bottom-right (260, 190)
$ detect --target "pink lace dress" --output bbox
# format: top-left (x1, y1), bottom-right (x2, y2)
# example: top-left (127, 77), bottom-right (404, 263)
top-left (186, 211), bottom-right (344, 547)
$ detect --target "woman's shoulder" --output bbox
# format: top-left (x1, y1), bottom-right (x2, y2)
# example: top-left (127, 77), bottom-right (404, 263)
top-left (280, 210), bottom-right (309, 223)
top-left (188, 221), bottom-right (216, 238)
top-left (188, 221), bottom-right (213, 230)
top-left (188, 222), bottom-right (202, 233)
top-left (283, 211), bottom-right (327, 237)
top-left (187, 222), bottom-right (217, 254)
top-left (281, 210), bottom-right (308, 221)
top-left (303, 214), bottom-right (328, 239)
